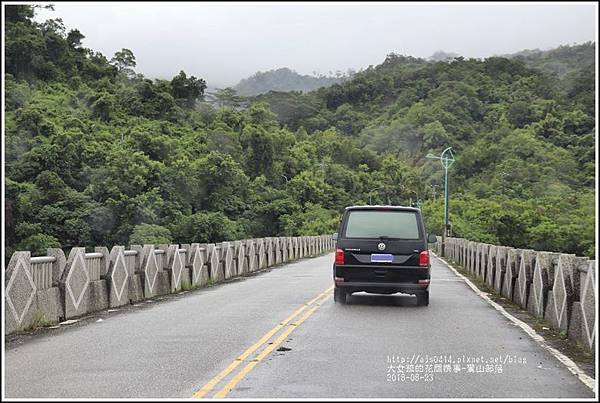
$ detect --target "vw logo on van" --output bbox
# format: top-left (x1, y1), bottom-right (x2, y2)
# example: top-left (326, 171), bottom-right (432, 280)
top-left (378, 242), bottom-right (386, 251)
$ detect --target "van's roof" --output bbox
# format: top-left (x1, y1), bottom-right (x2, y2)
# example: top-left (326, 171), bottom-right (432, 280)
top-left (344, 205), bottom-right (420, 212)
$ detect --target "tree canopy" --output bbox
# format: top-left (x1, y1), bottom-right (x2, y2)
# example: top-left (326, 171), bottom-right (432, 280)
top-left (4, 5), bottom-right (595, 261)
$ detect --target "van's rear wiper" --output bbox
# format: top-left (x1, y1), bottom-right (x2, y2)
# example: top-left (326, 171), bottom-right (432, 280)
top-left (377, 235), bottom-right (390, 239)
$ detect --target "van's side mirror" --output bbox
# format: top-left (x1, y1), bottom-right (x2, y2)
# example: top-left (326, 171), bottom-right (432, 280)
top-left (332, 232), bottom-right (338, 241)
top-left (427, 233), bottom-right (437, 243)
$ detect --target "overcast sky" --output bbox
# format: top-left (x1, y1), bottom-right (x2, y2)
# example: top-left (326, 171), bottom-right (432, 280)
top-left (33, 1), bottom-right (597, 88)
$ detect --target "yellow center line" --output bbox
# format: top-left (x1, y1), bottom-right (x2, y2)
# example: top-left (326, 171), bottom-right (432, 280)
top-left (192, 286), bottom-right (333, 398)
top-left (213, 291), bottom-right (332, 398)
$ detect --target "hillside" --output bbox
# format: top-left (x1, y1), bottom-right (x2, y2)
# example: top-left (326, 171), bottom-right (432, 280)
top-left (507, 42), bottom-right (595, 78)
top-left (233, 67), bottom-right (347, 96)
top-left (4, 5), bottom-right (596, 262)
top-left (248, 50), bottom-right (596, 255)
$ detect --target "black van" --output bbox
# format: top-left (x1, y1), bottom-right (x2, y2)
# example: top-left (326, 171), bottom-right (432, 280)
top-left (332, 205), bottom-right (437, 306)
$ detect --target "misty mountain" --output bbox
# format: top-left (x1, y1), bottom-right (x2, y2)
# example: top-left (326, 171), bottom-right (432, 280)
top-left (428, 50), bottom-right (461, 61)
top-left (225, 42), bottom-right (593, 98)
top-left (233, 67), bottom-right (350, 96)
top-left (502, 41), bottom-right (594, 78)
top-left (427, 42), bottom-right (594, 78)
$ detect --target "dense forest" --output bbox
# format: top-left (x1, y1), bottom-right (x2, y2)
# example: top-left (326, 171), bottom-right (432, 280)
top-left (4, 5), bottom-right (596, 262)
top-left (233, 67), bottom-right (349, 96)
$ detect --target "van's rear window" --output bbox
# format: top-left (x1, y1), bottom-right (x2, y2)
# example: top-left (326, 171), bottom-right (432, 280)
top-left (343, 210), bottom-right (420, 239)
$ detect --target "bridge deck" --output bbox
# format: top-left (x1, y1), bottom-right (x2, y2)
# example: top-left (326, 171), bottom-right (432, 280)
top-left (4, 254), bottom-right (594, 398)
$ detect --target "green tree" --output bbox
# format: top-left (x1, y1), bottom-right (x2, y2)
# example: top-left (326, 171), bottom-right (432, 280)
top-left (172, 212), bottom-right (244, 243)
top-left (170, 70), bottom-right (207, 108)
top-left (110, 48), bottom-right (136, 75)
top-left (129, 224), bottom-right (172, 245)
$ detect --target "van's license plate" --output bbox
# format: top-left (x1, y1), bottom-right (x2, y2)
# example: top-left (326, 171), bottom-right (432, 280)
top-left (371, 253), bottom-right (393, 263)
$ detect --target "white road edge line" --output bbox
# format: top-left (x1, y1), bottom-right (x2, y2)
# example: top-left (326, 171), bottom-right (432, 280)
top-left (432, 252), bottom-right (597, 393)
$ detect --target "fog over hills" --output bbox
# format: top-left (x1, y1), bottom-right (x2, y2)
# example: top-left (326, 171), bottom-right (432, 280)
top-left (232, 67), bottom-right (352, 96)
top-left (226, 42), bottom-right (594, 96)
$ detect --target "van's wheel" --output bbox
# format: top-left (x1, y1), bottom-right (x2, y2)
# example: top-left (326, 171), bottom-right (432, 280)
top-left (416, 291), bottom-right (429, 306)
top-left (334, 286), bottom-right (347, 304)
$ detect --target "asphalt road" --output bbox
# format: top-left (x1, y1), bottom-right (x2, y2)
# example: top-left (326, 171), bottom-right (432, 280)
top-left (4, 253), bottom-right (595, 398)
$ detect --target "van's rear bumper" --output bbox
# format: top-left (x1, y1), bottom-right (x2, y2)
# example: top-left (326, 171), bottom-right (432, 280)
top-left (334, 264), bottom-right (430, 280)
top-left (334, 264), bottom-right (430, 294)
top-left (336, 280), bottom-right (428, 292)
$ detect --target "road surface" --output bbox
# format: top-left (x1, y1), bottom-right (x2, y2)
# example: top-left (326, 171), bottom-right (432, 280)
top-left (4, 253), bottom-right (595, 398)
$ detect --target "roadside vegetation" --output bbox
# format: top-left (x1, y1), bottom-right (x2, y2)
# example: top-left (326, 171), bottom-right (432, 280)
top-left (4, 5), bottom-right (595, 261)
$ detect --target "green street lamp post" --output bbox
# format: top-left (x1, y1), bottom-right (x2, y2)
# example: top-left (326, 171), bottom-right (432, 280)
top-left (426, 147), bottom-right (455, 257)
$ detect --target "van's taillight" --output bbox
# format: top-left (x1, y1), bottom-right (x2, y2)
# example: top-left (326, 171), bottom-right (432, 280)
top-left (419, 250), bottom-right (429, 267)
top-left (335, 248), bottom-right (345, 265)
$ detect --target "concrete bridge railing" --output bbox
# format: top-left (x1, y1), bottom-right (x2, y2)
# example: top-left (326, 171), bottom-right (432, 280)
top-left (431, 237), bottom-right (596, 353)
top-left (5, 234), bottom-right (335, 335)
